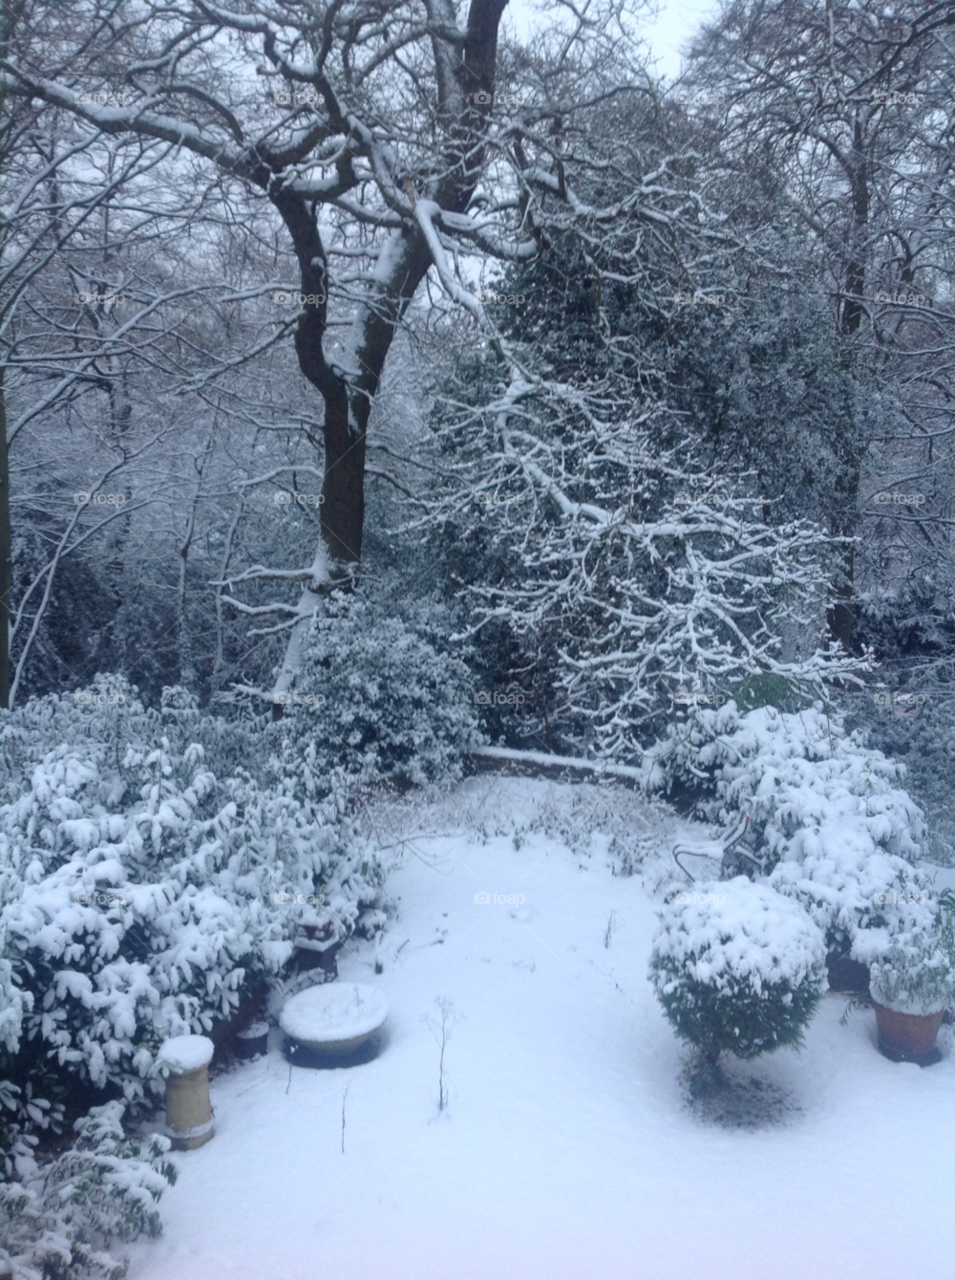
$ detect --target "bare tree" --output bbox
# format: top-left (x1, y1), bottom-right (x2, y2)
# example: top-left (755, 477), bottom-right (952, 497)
top-left (3, 0), bottom-right (687, 706)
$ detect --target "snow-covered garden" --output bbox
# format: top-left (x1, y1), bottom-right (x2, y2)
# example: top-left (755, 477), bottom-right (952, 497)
top-left (3, 678), bottom-right (955, 1278)
top-left (3, 0), bottom-right (955, 1274)
top-left (114, 773), bottom-right (955, 1280)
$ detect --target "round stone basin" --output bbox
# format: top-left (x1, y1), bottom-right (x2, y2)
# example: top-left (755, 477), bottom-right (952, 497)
top-left (280, 982), bottom-right (388, 1056)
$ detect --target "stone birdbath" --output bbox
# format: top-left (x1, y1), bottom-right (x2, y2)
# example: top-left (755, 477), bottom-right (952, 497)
top-left (280, 983), bottom-right (389, 1060)
top-left (158, 1034), bottom-right (215, 1150)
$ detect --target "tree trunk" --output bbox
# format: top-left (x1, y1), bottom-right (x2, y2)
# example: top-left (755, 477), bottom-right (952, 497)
top-left (828, 131), bottom-right (870, 652)
top-left (0, 365), bottom-right (10, 709)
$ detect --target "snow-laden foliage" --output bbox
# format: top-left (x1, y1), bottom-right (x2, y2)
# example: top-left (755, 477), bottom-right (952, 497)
top-left (869, 933), bottom-right (955, 1017)
top-left (649, 877), bottom-right (826, 1062)
top-left (644, 699), bottom-right (931, 959)
top-left (0, 1101), bottom-right (176, 1280)
top-left (869, 903), bottom-right (955, 1017)
top-left (839, 664), bottom-right (955, 865)
top-left (0, 678), bottom-right (383, 1113)
top-left (419, 364), bottom-right (864, 758)
top-left (286, 596), bottom-right (483, 790)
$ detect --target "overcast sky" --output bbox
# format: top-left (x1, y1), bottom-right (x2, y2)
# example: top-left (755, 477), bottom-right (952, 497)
top-left (504, 0), bottom-right (724, 84)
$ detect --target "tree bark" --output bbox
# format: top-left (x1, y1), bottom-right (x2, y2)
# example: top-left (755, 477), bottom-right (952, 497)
top-left (0, 366), bottom-right (10, 709)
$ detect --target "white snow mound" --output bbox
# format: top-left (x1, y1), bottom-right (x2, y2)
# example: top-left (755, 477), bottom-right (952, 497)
top-left (653, 877), bottom-right (826, 990)
top-left (158, 1034), bottom-right (215, 1072)
top-left (280, 982), bottom-right (389, 1043)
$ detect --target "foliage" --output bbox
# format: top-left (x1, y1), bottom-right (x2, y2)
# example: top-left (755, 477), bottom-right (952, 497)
top-left (285, 594), bottom-right (484, 790)
top-left (649, 877), bottom-right (826, 1063)
top-left (0, 1101), bottom-right (176, 1280)
top-left (869, 905), bottom-right (955, 1016)
top-left (0, 677), bottom-right (383, 1114)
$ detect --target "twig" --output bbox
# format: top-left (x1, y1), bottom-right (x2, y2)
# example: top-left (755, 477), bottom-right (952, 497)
top-left (341, 1083), bottom-right (350, 1154)
top-left (604, 909), bottom-right (616, 948)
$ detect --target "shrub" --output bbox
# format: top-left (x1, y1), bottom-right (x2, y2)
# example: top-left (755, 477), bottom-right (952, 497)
top-left (770, 848), bottom-right (936, 965)
top-left (645, 700), bottom-right (930, 958)
top-left (869, 913), bottom-right (955, 1016)
top-left (0, 1101), bottom-right (175, 1280)
top-left (644, 701), bottom-right (925, 867)
top-left (0, 678), bottom-right (383, 1113)
top-left (649, 877), bottom-right (826, 1065)
top-left (286, 594), bottom-right (483, 789)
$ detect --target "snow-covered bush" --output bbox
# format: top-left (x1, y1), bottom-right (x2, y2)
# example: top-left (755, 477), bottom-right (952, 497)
top-left (286, 595), bottom-right (483, 789)
top-left (645, 700), bottom-right (931, 959)
top-left (840, 671), bottom-right (955, 865)
top-left (0, 1101), bottom-right (176, 1280)
top-left (869, 907), bottom-right (955, 1016)
top-left (770, 849), bottom-right (936, 966)
top-left (649, 878), bottom-right (826, 1064)
top-left (0, 678), bottom-right (383, 1114)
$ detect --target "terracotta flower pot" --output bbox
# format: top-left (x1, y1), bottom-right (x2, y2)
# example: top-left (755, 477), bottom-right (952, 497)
top-left (873, 1001), bottom-right (944, 1064)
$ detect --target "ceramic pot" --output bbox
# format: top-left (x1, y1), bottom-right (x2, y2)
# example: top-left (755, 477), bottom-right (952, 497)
top-left (873, 1001), bottom-right (944, 1064)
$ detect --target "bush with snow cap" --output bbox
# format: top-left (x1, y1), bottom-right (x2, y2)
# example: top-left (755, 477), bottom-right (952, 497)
top-left (0, 1100), bottom-right (176, 1280)
top-left (869, 915), bottom-right (955, 1017)
top-left (649, 877), bottom-right (826, 1064)
top-left (286, 593), bottom-right (483, 791)
top-left (0, 678), bottom-right (383, 1115)
top-left (645, 700), bottom-right (930, 958)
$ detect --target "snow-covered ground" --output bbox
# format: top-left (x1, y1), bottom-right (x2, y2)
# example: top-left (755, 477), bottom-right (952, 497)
top-left (129, 777), bottom-right (955, 1280)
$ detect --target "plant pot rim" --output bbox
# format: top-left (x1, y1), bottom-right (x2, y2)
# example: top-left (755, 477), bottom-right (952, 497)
top-left (872, 997), bottom-right (948, 1018)
top-left (236, 1020), bottom-right (270, 1039)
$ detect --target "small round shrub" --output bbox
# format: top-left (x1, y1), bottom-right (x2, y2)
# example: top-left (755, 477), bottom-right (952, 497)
top-left (649, 878), bottom-right (826, 1064)
top-left (285, 595), bottom-right (483, 790)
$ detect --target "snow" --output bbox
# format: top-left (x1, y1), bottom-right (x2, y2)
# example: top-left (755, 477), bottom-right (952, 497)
top-left (235, 1021), bottom-right (269, 1040)
top-left (652, 877), bottom-right (826, 990)
top-left (128, 776), bottom-right (955, 1280)
top-left (157, 1035), bottom-right (214, 1073)
top-left (279, 983), bottom-right (388, 1044)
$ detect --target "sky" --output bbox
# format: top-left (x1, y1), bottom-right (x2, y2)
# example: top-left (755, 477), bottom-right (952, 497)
top-left (504, 0), bottom-right (724, 84)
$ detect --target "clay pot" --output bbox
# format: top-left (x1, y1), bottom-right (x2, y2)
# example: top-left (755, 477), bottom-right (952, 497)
top-left (873, 1001), bottom-right (944, 1064)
